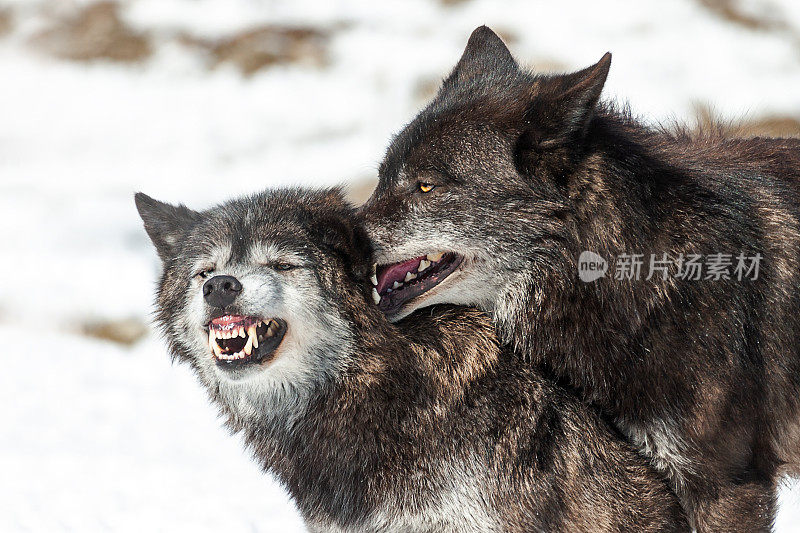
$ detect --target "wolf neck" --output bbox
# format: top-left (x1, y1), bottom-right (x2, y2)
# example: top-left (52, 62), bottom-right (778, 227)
top-left (497, 112), bottom-right (699, 412)
top-left (233, 303), bottom-right (498, 527)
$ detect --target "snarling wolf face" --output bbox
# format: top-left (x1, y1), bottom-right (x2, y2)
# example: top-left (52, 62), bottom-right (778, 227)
top-left (136, 189), bottom-right (369, 418)
top-left (359, 26), bottom-right (610, 320)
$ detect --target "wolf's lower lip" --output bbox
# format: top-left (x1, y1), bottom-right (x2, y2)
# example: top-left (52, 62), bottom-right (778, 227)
top-left (207, 316), bottom-right (287, 368)
top-left (374, 253), bottom-right (463, 315)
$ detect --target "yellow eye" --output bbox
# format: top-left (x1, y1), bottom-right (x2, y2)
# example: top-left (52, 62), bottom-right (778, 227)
top-left (418, 182), bottom-right (435, 193)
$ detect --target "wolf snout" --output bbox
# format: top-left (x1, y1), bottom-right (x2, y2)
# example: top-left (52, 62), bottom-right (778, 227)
top-left (203, 275), bottom-right (242, 308)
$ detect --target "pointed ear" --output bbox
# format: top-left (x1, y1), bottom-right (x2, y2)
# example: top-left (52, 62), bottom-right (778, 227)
top-left (134, 192), bottom-right (200, 261)
top-left (306, 190), bottom-right (372, 281)
top-left (525, 53), bottom-right (611, 146)
top-left (312, 212), bottom-right (373, 280)
top-left (444, 26), bottom-right (518, 88)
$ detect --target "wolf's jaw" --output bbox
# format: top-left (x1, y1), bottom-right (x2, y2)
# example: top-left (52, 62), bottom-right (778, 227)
top-left (207, 315), bottom-right (286, 366)
top-left (371, 252), bottom-right (463, 314)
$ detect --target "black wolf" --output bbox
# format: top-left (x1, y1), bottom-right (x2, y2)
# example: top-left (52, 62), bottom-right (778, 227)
top-left (136, 188), bottom-right (688, 532)
top-left (358, 26), bottom-right (800, 532)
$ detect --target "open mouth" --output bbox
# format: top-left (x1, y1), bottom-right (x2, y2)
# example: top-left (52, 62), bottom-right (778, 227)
top-left (371, 251), bottom-right (463, 315)
top-left (207, 315), bottom-right (287, 368)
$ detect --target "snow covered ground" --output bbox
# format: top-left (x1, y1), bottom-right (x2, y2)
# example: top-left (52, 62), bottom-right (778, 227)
top-left (1, 0), bottom-right (799, 530)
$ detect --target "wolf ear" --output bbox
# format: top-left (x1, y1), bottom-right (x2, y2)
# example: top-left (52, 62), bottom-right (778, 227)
top-left (312, 213), bottom-right (372, 281)
top-left (135, 192), bottom-right (200, 261)
top-left (444, 26), bottom-right (518, 88)
top-left (524, 52), bottom-right (611, 147)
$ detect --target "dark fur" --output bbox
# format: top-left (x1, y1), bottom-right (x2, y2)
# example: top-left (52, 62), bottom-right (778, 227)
top-left (138, 188), bottom-right (688, 532)
top-left (358, 26), bottom-right (800, 532)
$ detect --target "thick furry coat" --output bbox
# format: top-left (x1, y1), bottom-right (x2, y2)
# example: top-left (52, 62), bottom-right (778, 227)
top-left (137, 188), bottom-right (688, 532)
top-left (358, 26), bottom-right (800, 532)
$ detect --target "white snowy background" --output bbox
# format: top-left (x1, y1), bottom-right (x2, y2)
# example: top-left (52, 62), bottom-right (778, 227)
top-left (1, 0), bottom-right (800, 531)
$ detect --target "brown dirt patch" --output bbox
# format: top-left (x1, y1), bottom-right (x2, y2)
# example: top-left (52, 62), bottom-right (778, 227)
top-left (81, 317), bottom-right (149, 346)
top-left (0, 8), bottom-right (13, 37)
top-left (696, 0), bottom-right (787, 32)
top-left (184, 25), bottom-right (330, 76)
top-left (735, 115), bottom-right (800, 138)
top-left (346, 178), bottom-right (377, 206)
top-left (31, 1), bottom-right (151, 63)
top-left (694, 103), bottom-right (800, 138)
top-left (413, 76), bottom-right (442, 104)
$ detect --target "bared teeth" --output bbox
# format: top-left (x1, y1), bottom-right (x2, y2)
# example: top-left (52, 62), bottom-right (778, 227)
top-left (404, 271), bottom-right (417, 282)
top-left (207, 318), bottom-right (284, 360)
top-left (427, 252), bottom-right (444, 263)
top-left (248, 325), bottom-right (258, 349)
top-left (372, 288), bottom-right (381, 304)
top-left (211, 335), bottom-right (222, 358)
top-left (371, 264), bottom-right (378, 286)
top-left (243, 332), bottom-right (254, 356)
top-left (418, 259), bottom-right (431, 272)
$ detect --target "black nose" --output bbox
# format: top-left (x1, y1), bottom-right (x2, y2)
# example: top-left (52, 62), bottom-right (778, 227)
top-left (203, 275), bottom-right (242, 308)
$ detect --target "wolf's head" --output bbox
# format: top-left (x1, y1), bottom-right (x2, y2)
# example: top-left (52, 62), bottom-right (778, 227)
top-left (359, 26), bottom-right (611, 320)
top-left (136, 188), bottom-right (371, 421)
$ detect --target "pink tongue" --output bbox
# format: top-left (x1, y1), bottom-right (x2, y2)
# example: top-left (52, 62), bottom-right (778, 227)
top-left (376, 256), bottom-right (424, 293)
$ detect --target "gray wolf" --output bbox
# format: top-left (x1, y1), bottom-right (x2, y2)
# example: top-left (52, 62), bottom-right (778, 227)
top-left (135, 188), bottom-right (688, 532)
top-left (358, 26), bottom-right (800, 532)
